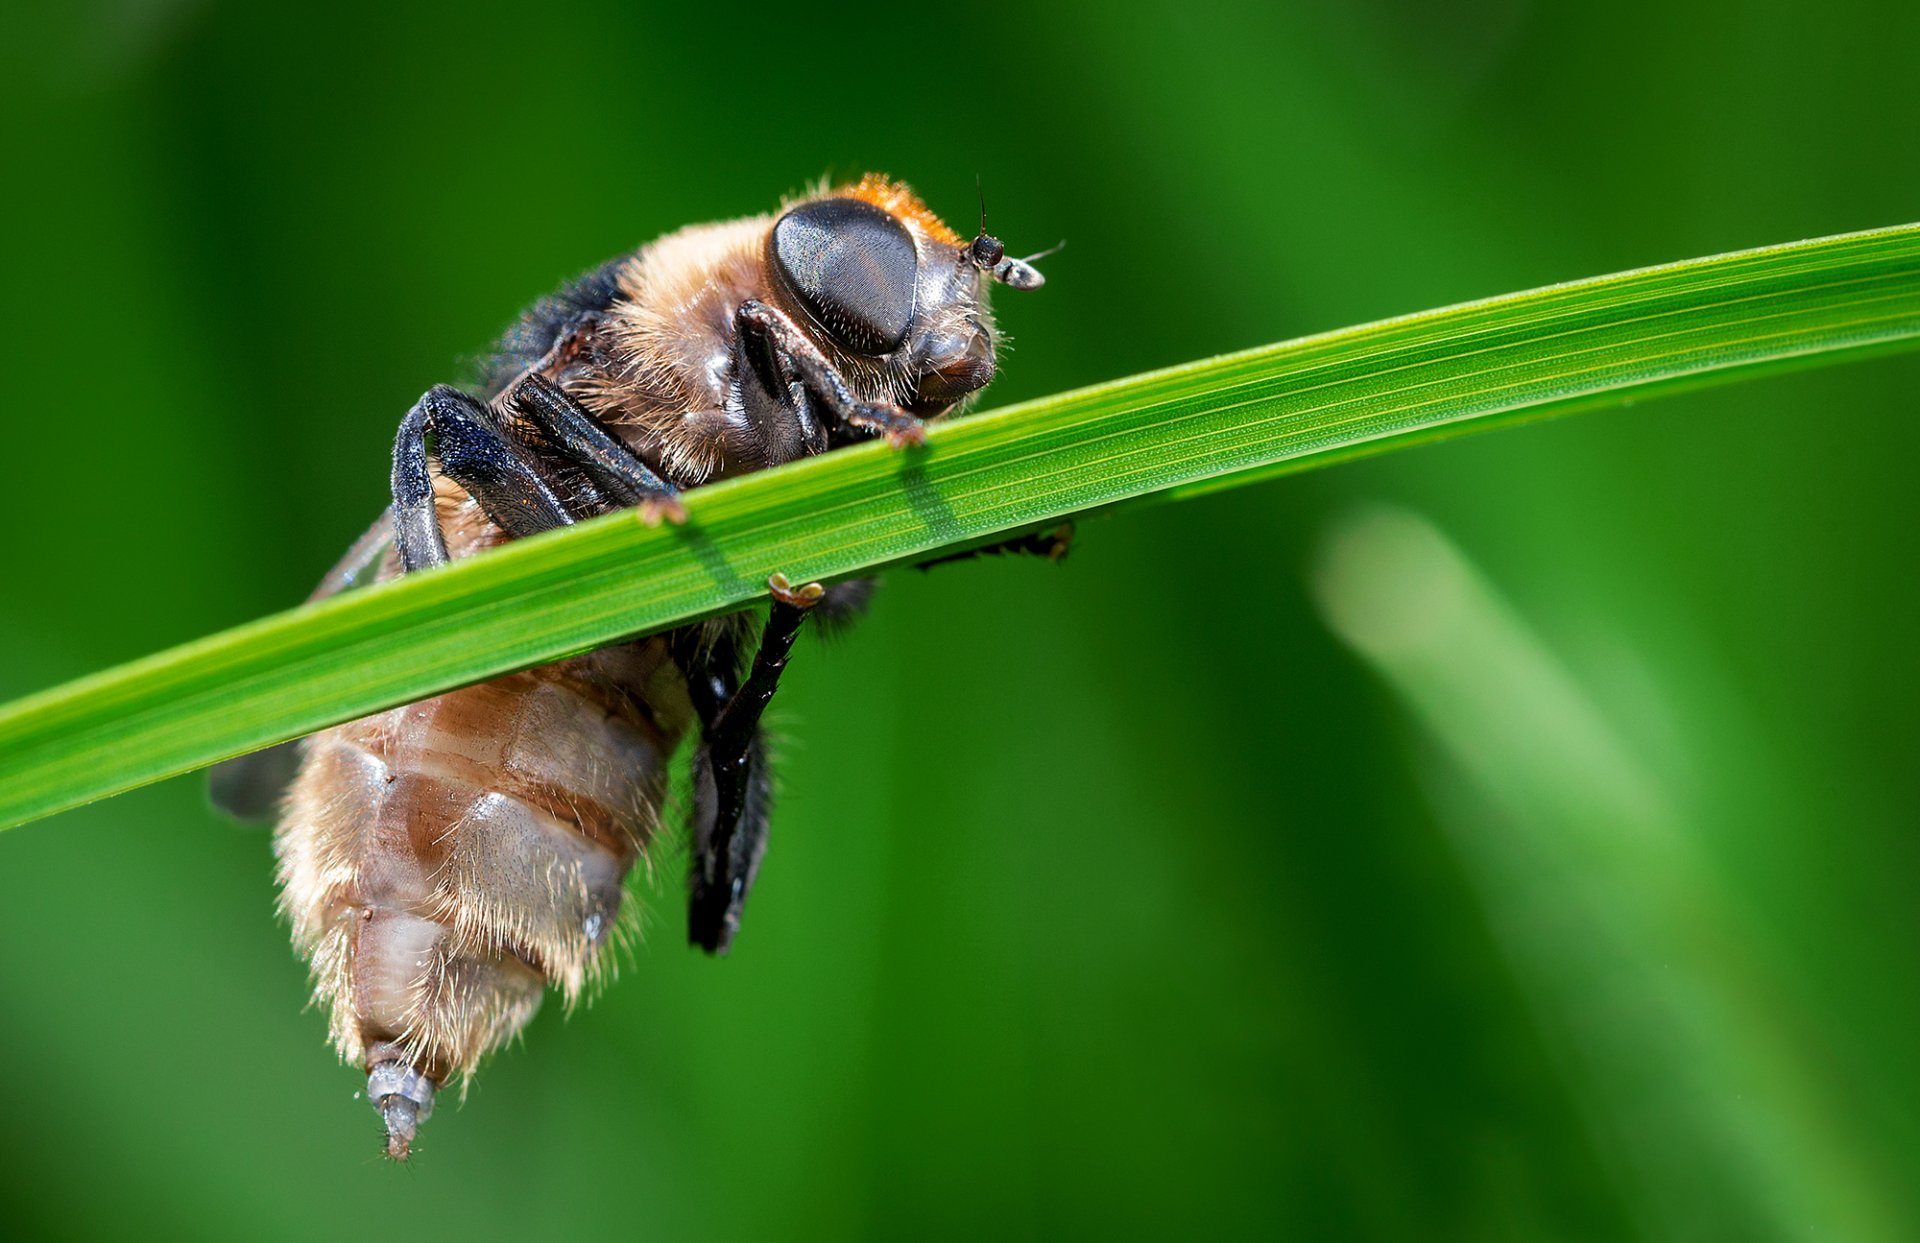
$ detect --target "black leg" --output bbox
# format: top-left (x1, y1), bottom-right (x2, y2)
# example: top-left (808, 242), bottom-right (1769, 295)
top-left (735, 300), bottom-right (927, 447)
top-left (916, 522), bottom-right (1075, 571)
top-left (728, 306), bottom-right (827, 468)
top-left (506, 374), bottom-right (687, 524)
top-left (706, 575), bottom-right (821, 764)
top-left (429, 387), bottom-right (576, 538)
top-left (395, 385), bottom-right (574, 559)
top-left (675, 575), bottom-right (824, 953)
top-left (392, 402), bottom-right (448, 571)
top-left (669, 620), bottom-right (747, 952)
top-left (686, 733), bottom-right (774, 954)
top-left (391, 385), bottom-right (580, 572)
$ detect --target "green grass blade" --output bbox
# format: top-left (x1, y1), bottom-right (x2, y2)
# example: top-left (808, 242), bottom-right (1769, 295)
top-left (3, 223), bottom-right (1918, 832)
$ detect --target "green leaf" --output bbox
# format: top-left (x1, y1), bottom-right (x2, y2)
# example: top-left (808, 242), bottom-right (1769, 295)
top-left (3, 224), bottom-right (1918, 832)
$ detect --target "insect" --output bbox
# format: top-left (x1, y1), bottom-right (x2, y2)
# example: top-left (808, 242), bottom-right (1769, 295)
top-left (209, 174), bottom-right (1057, 1159)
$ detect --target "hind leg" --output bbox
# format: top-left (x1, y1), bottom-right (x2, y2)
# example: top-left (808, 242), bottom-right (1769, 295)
top-left (675, 576), bottom-right (823, 953)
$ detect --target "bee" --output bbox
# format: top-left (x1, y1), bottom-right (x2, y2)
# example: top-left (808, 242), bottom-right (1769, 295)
top-left (210, 174), bottom-right (1056, 1159)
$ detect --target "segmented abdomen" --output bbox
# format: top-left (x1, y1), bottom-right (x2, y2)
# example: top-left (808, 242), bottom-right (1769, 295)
top-left (275, 638), bottom-right (693, 1083)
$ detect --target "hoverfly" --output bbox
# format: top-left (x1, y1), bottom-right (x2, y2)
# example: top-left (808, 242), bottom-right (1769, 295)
top-left (210, 175), bottom-right (1058, 1158)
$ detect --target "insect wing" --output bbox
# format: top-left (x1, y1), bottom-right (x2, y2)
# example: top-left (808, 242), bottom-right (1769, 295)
top-left (206, 512), bottom-right (396, 822)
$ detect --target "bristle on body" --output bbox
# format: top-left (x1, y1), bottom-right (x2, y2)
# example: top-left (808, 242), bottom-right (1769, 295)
top-left (274, 556), bottom-right (697, 1144)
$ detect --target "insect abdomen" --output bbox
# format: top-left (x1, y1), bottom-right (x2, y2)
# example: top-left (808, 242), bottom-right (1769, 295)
top-left (274, 639), bottom-right (691, 1137)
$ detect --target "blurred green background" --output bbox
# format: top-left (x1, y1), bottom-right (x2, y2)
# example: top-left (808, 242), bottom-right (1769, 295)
top-left (2, 1), bottom-right (1917, 1239)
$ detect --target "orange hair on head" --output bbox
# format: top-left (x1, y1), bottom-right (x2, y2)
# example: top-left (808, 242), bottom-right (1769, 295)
top-left (838, 173), bottom-right (965, 247)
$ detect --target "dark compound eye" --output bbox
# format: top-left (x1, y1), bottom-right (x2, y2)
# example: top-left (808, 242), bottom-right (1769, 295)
top-left (770, 198), bottom-right (918, 356)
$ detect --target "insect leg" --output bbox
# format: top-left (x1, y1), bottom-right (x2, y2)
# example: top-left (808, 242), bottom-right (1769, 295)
top-left (391, 385), bottom-right (578, 572)
top-left (916, 523), bottom-right (1076, 571)
top-left (735, 299), bottom-right (927, 446)
top-left (732, 305), bottom-right (828, 464)
top-left (505, 374), bottom-right (687, 524)
top-left (707, 575), bottom-right (823, 764)
top-left (685, 732), bottom-right (775, 955)
top-left (669, 622), bottom-right (751, 952)
top-left (674, 576), bottom-right (824, 953)
top-left (392, 400), bottom-right (448, 570)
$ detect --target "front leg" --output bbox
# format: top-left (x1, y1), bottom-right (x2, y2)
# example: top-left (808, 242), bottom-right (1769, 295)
top-left (674, 575), bottom-right (824, 953)
top-left (505, 373), bottom-right (687, 525)
top-left (735, 300), bottom-right (927, 447)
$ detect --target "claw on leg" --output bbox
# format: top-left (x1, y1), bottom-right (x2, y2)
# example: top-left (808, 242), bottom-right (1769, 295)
top-left (768, 572), bottom-right (825, 608)
top-left (883, 420), bottom-right (928, 449)
top-left (843, 404), bottom-right (926, 448)
top-left (639, 495), bottom-right (689, 527)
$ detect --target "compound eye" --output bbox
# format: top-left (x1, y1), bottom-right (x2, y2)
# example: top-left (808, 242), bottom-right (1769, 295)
top-left (770, 199), bottom-right (918, 356)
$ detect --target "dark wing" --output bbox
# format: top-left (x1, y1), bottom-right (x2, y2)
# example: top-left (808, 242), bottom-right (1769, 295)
top-left (206, 739), bottom-right (305, 823)
top-left (206, 511), bottom-right (396, 823)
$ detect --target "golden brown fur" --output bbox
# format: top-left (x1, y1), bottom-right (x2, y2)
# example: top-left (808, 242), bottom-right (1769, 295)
top-left (270, 173), bottom-right (1022, 1120)
top-left (277, 530), bottom-right (693, 1079)
top-left (577, 178), bottom-right (996, 481)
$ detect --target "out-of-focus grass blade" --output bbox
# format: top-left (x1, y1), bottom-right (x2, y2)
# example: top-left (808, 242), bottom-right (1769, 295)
top-left (3, 224), bottom-right (1919, 832)
top-left (1312, 506), bottom-right (1902, 1243)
